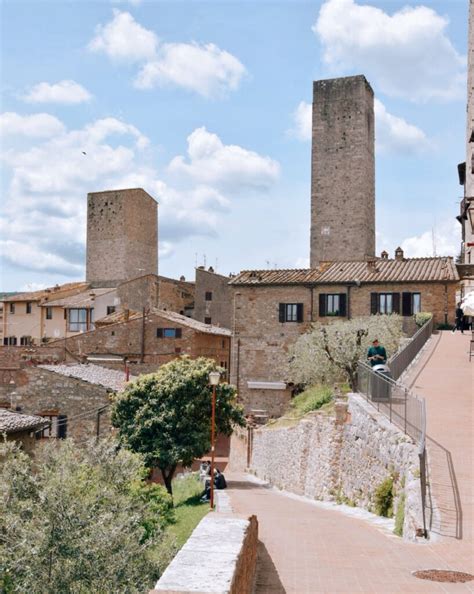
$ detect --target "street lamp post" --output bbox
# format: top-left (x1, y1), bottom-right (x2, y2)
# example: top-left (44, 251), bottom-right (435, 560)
top-left (208, 370), bottom-right (220, 510)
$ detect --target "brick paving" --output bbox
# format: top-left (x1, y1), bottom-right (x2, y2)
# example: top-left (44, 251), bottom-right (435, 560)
top-left (225, 331), bottom-right (474, 593)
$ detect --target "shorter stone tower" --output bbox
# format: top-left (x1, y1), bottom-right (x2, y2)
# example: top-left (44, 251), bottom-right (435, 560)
top-left (310, 75), bottom-right (375, 267)
top-left (86, 188), bottom-right (158, 287)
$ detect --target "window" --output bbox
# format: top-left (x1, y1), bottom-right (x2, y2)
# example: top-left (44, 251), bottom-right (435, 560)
top-left (3, 336), bottom-right (17, 346)
top-left (38, 414), bottom-right (67, 439)
top-left (205, 291), bottom-right (213, 301)
top-left (402, 292), bottom-right (421, 316)
top-left (46, 306), bottom-right (53, 320)
top-left (20, 336), bottom-right (32, 346)
top-left (204, 317), bottom-right (212, 325)
top-left (319, 294), bottom-right (347, 317)
top-left (157, 328), bottom-right (182, 338)
top-left (371, 293), bottom-right (400, 315)
top-left (107, 305), bottom-right (116, 315)
top-left (175, 347), bottom-right (182, 354)
top-left (68, 308), bottom-right (87, 332)
top-left (9, 303), bottom-right (15, 314)
top-left (279, 303), bottom-right (304, 323)
top-left (26, 302), bottom-right (32, 314)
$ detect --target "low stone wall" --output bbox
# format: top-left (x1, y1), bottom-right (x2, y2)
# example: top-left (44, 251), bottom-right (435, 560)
top-left (241, 394), bottom-right (423, 540)
top-left (151, 514), bottom-right (258, 594)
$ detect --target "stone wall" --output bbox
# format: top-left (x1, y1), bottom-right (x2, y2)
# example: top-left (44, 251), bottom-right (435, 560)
top-left (194, 267), bottom-right (232, 329)
top-left (0, 366), bottom-right (112, 441)
top-left (151, 514), bottom-right (258, 594)
top-left (311, 75), bottom-right (375, 266)
top-left (158, 276), bottom-right (195, 315)
top-left (234, 394), bottom-right (423, 539)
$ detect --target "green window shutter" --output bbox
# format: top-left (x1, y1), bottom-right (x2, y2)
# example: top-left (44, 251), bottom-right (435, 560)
top-left (296, 303), bottom-right (304, 323)
top-left (339, 294), bottom-right (347, 317)
top-left (370, 293), bottom-right (378, 315)
top-left (57, 415), bottom-right (67, 439)
top-left (392, 293), bottom-right (401, 314)
top-left (402, 292), bottom-right (412, 316)
top-left (319, 294), bottom-right (326, 317)
top-left (157, 328), bottom-right (163, 338)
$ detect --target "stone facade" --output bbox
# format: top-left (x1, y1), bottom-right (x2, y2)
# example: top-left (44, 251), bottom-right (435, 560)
top-left (311, 76), bottom-right (375, 266)
top-left (194, 267), bottom-right (232, 328)
top-left (86, 189), bottom-right (158, 287)
top-left (0, 366), bottom-right (113, 442)
top-left (231, 394), bottom-right (423, 540)
top-left (230, 279), bottom-right (456, 415)
top-left (157, 276), bottom-right (195, 315)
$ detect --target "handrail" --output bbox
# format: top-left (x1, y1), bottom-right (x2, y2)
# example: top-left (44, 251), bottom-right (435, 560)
top-left (388, 317), bottom-right (433, 381)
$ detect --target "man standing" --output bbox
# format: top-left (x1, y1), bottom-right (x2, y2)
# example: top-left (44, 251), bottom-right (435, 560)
top-left (453, 303), bottom-right (464, 334)
top-left (367, 339), bottom-right (387, 367)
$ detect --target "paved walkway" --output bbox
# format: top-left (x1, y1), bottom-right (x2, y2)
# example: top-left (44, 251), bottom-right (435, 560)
top-left (225, 331), bottom-right (473, 593)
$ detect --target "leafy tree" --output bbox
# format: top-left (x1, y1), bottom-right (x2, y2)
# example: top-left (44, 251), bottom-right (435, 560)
top-left (111, 357), bottom-right (245, 496)
top-left (288, 315), bottom-right (404, 391)
top-left (0, 438), bottom-right (174, 594)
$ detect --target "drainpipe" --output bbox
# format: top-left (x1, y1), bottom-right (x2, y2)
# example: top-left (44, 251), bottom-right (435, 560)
top-left (140, 307), bottom-right (146, 363)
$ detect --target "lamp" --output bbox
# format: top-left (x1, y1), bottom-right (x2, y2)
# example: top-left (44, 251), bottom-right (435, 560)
top-left (208, 370), bottom-right (221, 509)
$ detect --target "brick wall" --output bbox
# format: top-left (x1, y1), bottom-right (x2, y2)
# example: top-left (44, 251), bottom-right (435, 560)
top-left (194, 268), bottom-right (232, 328)
top-left (0, 366), bottom-right (112, 441)
top-left (311, 76), bottom-right (375, 266)
top-left (158, 276), bottom-right (195, 315)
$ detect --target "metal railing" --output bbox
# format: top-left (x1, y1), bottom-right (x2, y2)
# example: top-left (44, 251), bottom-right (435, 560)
top-left (357, 361), bottom-right (428, 537)
top-left (388, 317), bottom-right (433, 381)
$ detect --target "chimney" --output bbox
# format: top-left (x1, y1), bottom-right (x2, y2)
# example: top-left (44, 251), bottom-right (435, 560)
top-left (395, 247), bottom-right (404, 261)
top-left (380, 250), bottom-right (388, 259)
top-left (366, 256), bottom-right (377, 271)
top-left (179, 275), bottom-right (185, 281)
top-left (124, 308), bottom-right (130, 321)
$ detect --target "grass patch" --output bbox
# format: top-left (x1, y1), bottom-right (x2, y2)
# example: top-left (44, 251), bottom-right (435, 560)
top-left (167, 474), bottom-right (209, 549)
top-left (394, 493), bottom-right (405, 537)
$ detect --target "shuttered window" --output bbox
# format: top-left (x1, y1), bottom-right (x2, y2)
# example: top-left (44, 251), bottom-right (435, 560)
top-left (157, 328), bottom-right (182, 338)
top-left (402, 292), bottom-right (421, 316)
top-left (318, 294), bottom-right (347, 317)
top-left (370, 293), bottom-right (401, 315)
top-left (278, 303), bottom-right (304, 323)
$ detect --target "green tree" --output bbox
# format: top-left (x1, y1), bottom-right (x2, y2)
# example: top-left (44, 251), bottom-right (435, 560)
top-left (111, 357), bottom-right (245, 496)
top-left (0, 438), bottom-right (173, 594)
top-left (289, 315), bottom-right (404, 391)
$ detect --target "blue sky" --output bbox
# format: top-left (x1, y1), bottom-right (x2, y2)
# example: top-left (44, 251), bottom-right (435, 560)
top-left (0, 0), bottom-right (468, 291)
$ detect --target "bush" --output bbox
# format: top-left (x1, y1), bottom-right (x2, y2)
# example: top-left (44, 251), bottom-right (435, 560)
top-left (374, 476), bottom-right (394, 518)
top-left (414, 312), bottom-right (432, 327)
top-left (394, 493), bottom-right (405, 536)
top-left (0, 438), bottom-right (171, 593)
top-left (436, 323), bottom-right (454, 331)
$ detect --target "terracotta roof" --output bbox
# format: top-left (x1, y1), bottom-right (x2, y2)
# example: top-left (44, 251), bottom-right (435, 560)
top-left (230, 258), bottom-right (459, 286)
top-left (2, 282), bottom-right (88, 303)
top-left (152, 309), bottom-right (231, 336)
top-left (95, 309), bottom-right (142, 326)
top-left (39, 363), bottom-right (132, 392)
top-left (0, 409), bottom-right (48, 434)
top-left (43, 288), bottom-right (116, 308)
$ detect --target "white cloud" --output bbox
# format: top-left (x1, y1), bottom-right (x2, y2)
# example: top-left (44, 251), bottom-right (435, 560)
top-left (168, 127), bottom-right (280, 190)
top-left (89, 11), bottom-right (245, 99)
top-left (111, 0), bottom-right (142, 5)
top-left (374, 99), bottom-right (429, 154)
top-left (88, 10), bottom-right (158, 62)
top-left (1, 114), bottom-right (279, 277)
top-left (289, 101), bottom-right (312, 141)
top-left (22, 80), bottom-right (93, 104)
top-left (135, 42), bottom-right (246, 98)
top-left (401, 221), bottom-right (460, 258)
top-left (290, 99), bottom-right (429, 154)
top-left (314, 0), bottom-right (466, 102)
top-left (0, 112), bottom-right (65, 137)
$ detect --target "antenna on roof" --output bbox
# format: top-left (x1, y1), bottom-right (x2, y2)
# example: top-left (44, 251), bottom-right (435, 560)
top-left (215, 257), bottom-right (218, 271)
top-left (195, 253), bottom-right (198, 268)
top-left (265, 260), bottom-right (270, 268)
top-left (203, 254), bottom-right (207, 268)
top-left (432, 226), bottom-right (437, 257)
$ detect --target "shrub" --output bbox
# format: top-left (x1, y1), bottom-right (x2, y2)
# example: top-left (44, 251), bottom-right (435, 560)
top-left (414, 312), bottom-right (432, 327)
top-left (436, 323), bottom-right (454, 331)
top-left (374, 476), bottom-right (394, 517)
top-left (394, 493), bottom-right (406, 536)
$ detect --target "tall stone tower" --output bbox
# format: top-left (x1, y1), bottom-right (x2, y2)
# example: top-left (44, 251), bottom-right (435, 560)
top-left (86, 188), bottom-right (158, 287)
top-left (310, 75), bottom-right (375, 267)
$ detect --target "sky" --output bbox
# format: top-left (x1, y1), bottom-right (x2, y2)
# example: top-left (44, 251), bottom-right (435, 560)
top-left (0, 0), bottom-right (469, 291)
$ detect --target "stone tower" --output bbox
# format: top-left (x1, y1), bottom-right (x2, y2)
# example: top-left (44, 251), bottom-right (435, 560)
top-left (310, 75), bottom-right (375, 267)
top-left (86, 188), bottom-right (158, 287)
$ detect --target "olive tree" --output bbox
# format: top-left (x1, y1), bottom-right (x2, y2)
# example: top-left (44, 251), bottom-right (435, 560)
top-left (0, 438), bottom-right (173, 594)
top-left (111, 357), bottom-right (245, 496)
top-left (288, 315), bottom-right (404, 391)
